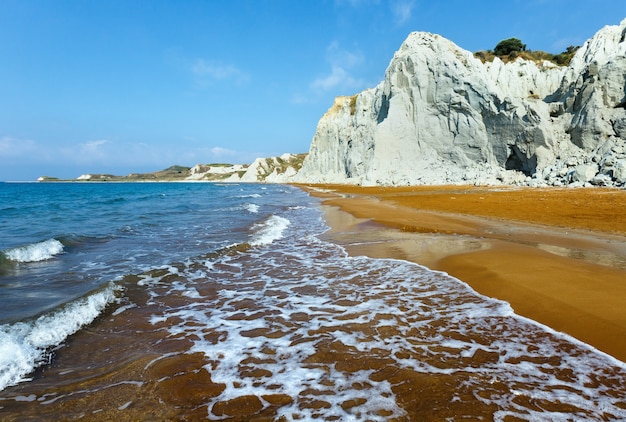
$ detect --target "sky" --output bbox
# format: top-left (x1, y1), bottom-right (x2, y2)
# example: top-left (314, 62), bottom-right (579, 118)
top-left (1, 0), bottom-right (625, 181)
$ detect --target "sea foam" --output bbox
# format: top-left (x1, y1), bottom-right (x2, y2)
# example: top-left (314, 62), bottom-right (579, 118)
top-left (3, 239), bottom-right (65, 263)
top-left (249, 215), bottom-right (290, 246)
top-left (244, 203), bottom-right (259, 214)
top-left (140, 203), bottom-right (626, 420)
top-left (0, 284), bottom-right (118, 391)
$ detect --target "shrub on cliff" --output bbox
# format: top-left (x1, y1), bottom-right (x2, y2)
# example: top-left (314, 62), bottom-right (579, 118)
top-left (494, 38), bottom-right (526, 56)
top-left (552, 45), bottom-right (579, 65)
top-left (474, 42), bottom-right (580, 66)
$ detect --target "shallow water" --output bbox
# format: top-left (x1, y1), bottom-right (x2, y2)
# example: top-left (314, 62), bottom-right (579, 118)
top-left (1, 183), bottom-right (625, 420)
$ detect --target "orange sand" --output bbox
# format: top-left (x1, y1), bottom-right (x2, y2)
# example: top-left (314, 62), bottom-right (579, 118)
top-left (302, 184), bottom-right (626, 362)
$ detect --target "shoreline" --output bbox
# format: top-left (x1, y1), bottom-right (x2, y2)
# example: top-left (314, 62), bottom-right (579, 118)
top-left (301, 184), bottom-right (626, 362)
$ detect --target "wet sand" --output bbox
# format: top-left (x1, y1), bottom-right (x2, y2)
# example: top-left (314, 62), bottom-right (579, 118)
top-left (301, 184), bottom-right (626, 362)
top-left (2, 185), bottom-right (626, 420)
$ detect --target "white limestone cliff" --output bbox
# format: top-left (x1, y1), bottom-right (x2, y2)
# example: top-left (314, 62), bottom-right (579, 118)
top-left (175, 154), bottom-right (304, 182)
top-left (239, 153), bottom-right (305, 183)
top-left (294, 18), bottom-right (626, 187)
top-left (185, 163), bottom-right (248, 181)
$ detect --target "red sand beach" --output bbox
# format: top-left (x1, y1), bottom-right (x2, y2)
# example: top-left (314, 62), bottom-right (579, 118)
top-left (303, 184), bottom-right (626, 362)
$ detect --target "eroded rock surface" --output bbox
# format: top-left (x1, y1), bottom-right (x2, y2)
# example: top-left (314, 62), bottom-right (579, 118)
top-left (295, 18), bottom-right (626, 187)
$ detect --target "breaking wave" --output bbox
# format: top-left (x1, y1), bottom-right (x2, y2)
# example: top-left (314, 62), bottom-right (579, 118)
top-left (249, 215), bottom-right (290, 246)
top-left (244, 203), bottom-right (259, 214)
top-left (3, 239), bottom-right (65, 263)
top-left (0, 284), bottom-right (119, 391)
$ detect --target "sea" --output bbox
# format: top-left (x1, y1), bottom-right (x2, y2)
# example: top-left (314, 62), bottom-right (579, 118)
top-left (0, 181), bottom-right (625, 421)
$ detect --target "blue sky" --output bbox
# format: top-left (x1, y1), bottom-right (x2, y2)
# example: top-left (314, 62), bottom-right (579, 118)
top-left (1, 0), bottom-right (625, 181)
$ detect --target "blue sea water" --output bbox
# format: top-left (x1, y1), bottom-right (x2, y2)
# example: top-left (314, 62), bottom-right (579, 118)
top-left (0, 182), bottom-right (287, 323)
top-left (1, 182), bottom-right (625, 420)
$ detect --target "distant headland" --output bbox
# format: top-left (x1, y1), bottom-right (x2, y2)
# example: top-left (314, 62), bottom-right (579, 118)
top-left (38, 153), bottom-right (306, 183)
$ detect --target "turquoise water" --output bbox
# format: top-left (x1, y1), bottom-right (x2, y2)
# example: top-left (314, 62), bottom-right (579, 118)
top-left (1, 182), bottom-right (625, 420)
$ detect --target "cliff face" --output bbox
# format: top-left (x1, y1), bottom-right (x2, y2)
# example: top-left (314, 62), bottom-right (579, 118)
top-left (295, 19), bottom-right (626, 187)
top-left (185, 153), bottom-right (305, 182)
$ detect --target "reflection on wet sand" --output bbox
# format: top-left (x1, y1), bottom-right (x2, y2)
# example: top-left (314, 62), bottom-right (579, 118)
top-left (308, 185), bottom-right (626, 362)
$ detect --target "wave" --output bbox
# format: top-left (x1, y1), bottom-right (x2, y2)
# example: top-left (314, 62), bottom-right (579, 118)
top-left (243, 203), bottom-right (259, 214)
top-left (249, 215), bottom-right (290, 246)
top-left (0, 283), bottom-right (119, 391)
top-left (2, 239), bottom-right (65, 263)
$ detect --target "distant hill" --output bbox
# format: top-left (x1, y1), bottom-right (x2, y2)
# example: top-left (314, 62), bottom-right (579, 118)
top-left (37, 154), bottom-right (307, 183)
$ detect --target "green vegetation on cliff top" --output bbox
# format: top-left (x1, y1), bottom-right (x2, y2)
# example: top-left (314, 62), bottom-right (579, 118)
top-left (474, 37), bottom-right (580, 66)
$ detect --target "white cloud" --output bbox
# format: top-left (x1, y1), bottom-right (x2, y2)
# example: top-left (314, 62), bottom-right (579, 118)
top-left (391, 0), bottom-right (415, 26)
top-left (59, 141), bottom-right (243, 169)
top-left (326, 41), bottom-right (364, 68)
top-left (0, 134), bottom-right (262, 180)
top-left (300, 41), bottom-right (367, 101)
top-left (209, 146), bottom-right (237, 157)
top-left (84, 139), bottom-right (108, 148)
top-left (80, 139), bottom-right (108, 154)
top-left (192, 59), bottom-right (250, 88)
top-left (0, 137), bottom-right (37, 158)
top-left (312, 66), bottom-right (356, 91)
top-left (0, 137), bottom-right (157, 169)
top-left (60, 139), bottom-right (112, 164)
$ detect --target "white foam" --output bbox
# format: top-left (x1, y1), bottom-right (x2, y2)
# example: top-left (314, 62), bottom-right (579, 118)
top-left (143, 229), bottom-right (626, 420)
top-left (3, 239), bottom-right (65, 263)
top-left (0, 284), bottom-right (118, 391)
top-left (249, 215), bottom-right (290, 246)
top-left (14, 394), bottom-right (37, 402)
top-left (78, 201), bottom-right (625, 420)
top-left (244, 203), bottom-right (259, 213)
top-left (111, 303), bottom-right (137, 316)
top-left (118, 401), bottom-right (132, 410)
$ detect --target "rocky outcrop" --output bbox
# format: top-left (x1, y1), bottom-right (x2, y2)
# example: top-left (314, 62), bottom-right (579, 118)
top-left (185, 153), bottom-right (305, 182)
top-left (294, 18), bottom-right (626, 187)
top-left (238, 153), bottom-right (306, 183)
top-left (185, 164), bottom-right (248, 181)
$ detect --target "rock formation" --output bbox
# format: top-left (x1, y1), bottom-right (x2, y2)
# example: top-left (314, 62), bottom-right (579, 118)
top-left (186, 163), bottom-right (248, 181)
top-left (294, 18), bottom-right (626, 187)
top-left (238, 153), bottom-right (306, 183)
